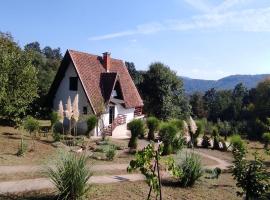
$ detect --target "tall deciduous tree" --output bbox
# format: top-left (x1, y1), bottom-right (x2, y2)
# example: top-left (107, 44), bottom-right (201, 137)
top-left (0, 33), bottom-right (38, 122)
top-left (141, 62), bottom-right (190, 120)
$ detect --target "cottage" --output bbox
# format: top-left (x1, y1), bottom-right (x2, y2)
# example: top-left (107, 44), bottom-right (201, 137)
top-left (48, 50), bottom-right (143, 138)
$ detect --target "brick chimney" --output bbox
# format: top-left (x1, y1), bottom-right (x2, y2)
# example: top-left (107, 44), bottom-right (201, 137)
top-left (103, 52), bottom-right (111, 72)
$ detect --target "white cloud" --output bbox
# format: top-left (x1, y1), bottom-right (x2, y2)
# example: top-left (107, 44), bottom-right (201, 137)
top-left (88, 2), bottom-right (270, 41)
top-left (183, 0), bottom-right (213, 12)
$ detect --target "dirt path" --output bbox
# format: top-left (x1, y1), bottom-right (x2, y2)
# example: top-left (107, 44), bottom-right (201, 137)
top-left (190, 149), bottom-right (232, 170)
top-left (0, 150), bottom-right (232, 194)
top-left (0, 174), bottom-right (145, 194)
top-left (0, 163), bottom-right (129, 174)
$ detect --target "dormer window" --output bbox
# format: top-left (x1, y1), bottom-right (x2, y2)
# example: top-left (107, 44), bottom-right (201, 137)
top-left (69, 77), bottom-right (78, 91)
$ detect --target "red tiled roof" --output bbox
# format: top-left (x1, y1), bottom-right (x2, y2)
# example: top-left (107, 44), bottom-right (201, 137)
top-left (49, 50), bottom-right (143, 114)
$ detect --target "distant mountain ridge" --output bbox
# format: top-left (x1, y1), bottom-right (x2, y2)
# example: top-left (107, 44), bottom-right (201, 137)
top-left (181, 74), bottom-right (270, 94)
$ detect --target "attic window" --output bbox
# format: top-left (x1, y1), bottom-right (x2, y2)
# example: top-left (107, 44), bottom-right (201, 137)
top-left (83, 106), bottom-right (87, 115)
top-left (69, 77), bottom-right (78, 91)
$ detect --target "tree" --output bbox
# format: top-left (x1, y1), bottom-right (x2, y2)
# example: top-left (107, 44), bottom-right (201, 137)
top-left (24, 42), bottom-right (62, 118)
top-left (141, 62), bottom-right (190, 120)
top-left (125, 61), bottom-right (144, 86)
top-left (190, 92), bottom-right (207, 118)
top-left (0, 32), bottom-right (38, 122)
top-left (254, 78), bottom-right (270, 118)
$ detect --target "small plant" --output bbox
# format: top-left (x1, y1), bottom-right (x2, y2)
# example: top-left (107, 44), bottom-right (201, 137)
top-left (87, 115), bottom-right (97, 137)
top-left (23, 116), bottom-right (40, 151)
top-left (262, 132), bottom-right (270, 149)
top-left (128, 119), bottom-right (145, 149)
top-left (47, 152), bottom-right (92, 200)
top-left (105, 145), bottom-right (117, 161)
top-left (166, 152), bottom-right (203, 187)
top-left (201, 135), bottom-right (211, 148)
top-left (16, 138), bottom-right (27, 156)
top-left (146, 117), bottom-right (159, 141)
top-left (128, 143), bottom-right (163, 198)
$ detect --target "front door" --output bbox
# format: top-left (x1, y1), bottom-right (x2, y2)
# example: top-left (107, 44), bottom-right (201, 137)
top-left (109, 106), bottom-right (115, 124)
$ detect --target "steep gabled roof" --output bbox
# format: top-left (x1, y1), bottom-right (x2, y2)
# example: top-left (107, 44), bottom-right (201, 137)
top-left (48, 49), bottom-right (143, 114)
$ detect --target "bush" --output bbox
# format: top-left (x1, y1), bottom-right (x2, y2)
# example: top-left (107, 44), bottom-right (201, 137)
top-left (169, 119), bottom-right (183, 132)
top-left (47, 152), bottom-right (91, 200)
top-left (50, 111), bottom-right (59, 127)
top-left (128, 119), bottom-right (145, 149)
top-left (201, 135), bottom-right (211, 148)
top-left (146, 117), bottom-right (159, 141)
top-left (159, 122), bottom-right (178, 155)
top-left (262, 132), bottom-right (270, 149)
top-left (230, 135), bottom-right (245, 152)
top-left (87, 115), bottom-right (97, 133)
top-left (105, 145), bottom-right (117, 161)
top-left (23, 116), bottom-right (40, 136)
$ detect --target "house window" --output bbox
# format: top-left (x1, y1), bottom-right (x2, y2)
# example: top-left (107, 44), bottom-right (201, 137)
top-left (83, 107), bottom-right (87, 115)
top-left (69, 77), bottom-right (78, 91)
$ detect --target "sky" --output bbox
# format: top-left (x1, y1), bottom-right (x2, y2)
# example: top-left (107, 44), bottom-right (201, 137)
top-left (1, 0), bottom-right (270, 80)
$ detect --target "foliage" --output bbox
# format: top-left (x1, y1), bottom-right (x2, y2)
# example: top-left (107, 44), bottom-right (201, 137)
top-left (16, 138), bottom-right (27, 156)
top-left (87, 115), bottom-right (97, 133)
top-left (230, 135), bottom-right (245, 152)
top-left (166, 152), bottom-right (203, 187)
top-left (190, 92), bottom-right (207, 118)
top-left (169, 119), bottom-right (183, 132)
top-left (0, 32), bottom-right (38, 121)
top-left (262, 132), bottom-right (270, 149)
top-left (127, 143), bottom-right (163, 197)
top-left (232, 149), bottom-right (270, 199)
top-left (50, 111), bottom-right (59, 127)
top-left (47, 152), bottom-right (92, 200)
top-left (146, 116), bottom-right (159, 141)
top-left (128, 119), bottom-right (145, 149)
top-left (105, 145), bottom-right (117, 161)
top-left (53, 132), bottom-right (61, 142)
top-left (212, 128), bottom-right (220, 150)
top-left (159, 122), bottom-right (184, 155)
top-left (201, 135), bottom-right (211, 148)
top-left (23, 116), bottom-right (40, 135)
top-left (141, 62), bottom-right (190, 120)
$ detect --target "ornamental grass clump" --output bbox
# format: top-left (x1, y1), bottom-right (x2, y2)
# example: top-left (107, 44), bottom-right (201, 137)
top-left (87, 115), bottom-right (97, 137)
top-left (166, 152), bottom-right (203, 187)
top-left (146, 116), bottom-right (159, 141)
top-left (47, 152), bottom-right (91, 200)
top-left (159, 122), bottom-right (185, 155)
top-left (128, 119), bottom-right (145, 149)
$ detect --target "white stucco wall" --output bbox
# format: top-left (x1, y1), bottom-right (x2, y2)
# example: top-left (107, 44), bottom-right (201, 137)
top-left (53, 62), bottom-right (92, 115)
top-left (115, 104), bottom-right (135, 123)
top-left (52, 61), bottom-right (137, 137)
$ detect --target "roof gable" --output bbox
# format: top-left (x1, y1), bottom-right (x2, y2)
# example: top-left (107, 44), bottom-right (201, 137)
top-left (48, 50), bottom-right (143, 114)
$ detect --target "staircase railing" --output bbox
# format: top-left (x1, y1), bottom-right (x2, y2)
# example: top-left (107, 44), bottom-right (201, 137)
top-left (103, 114), bottom-right (127, 136)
